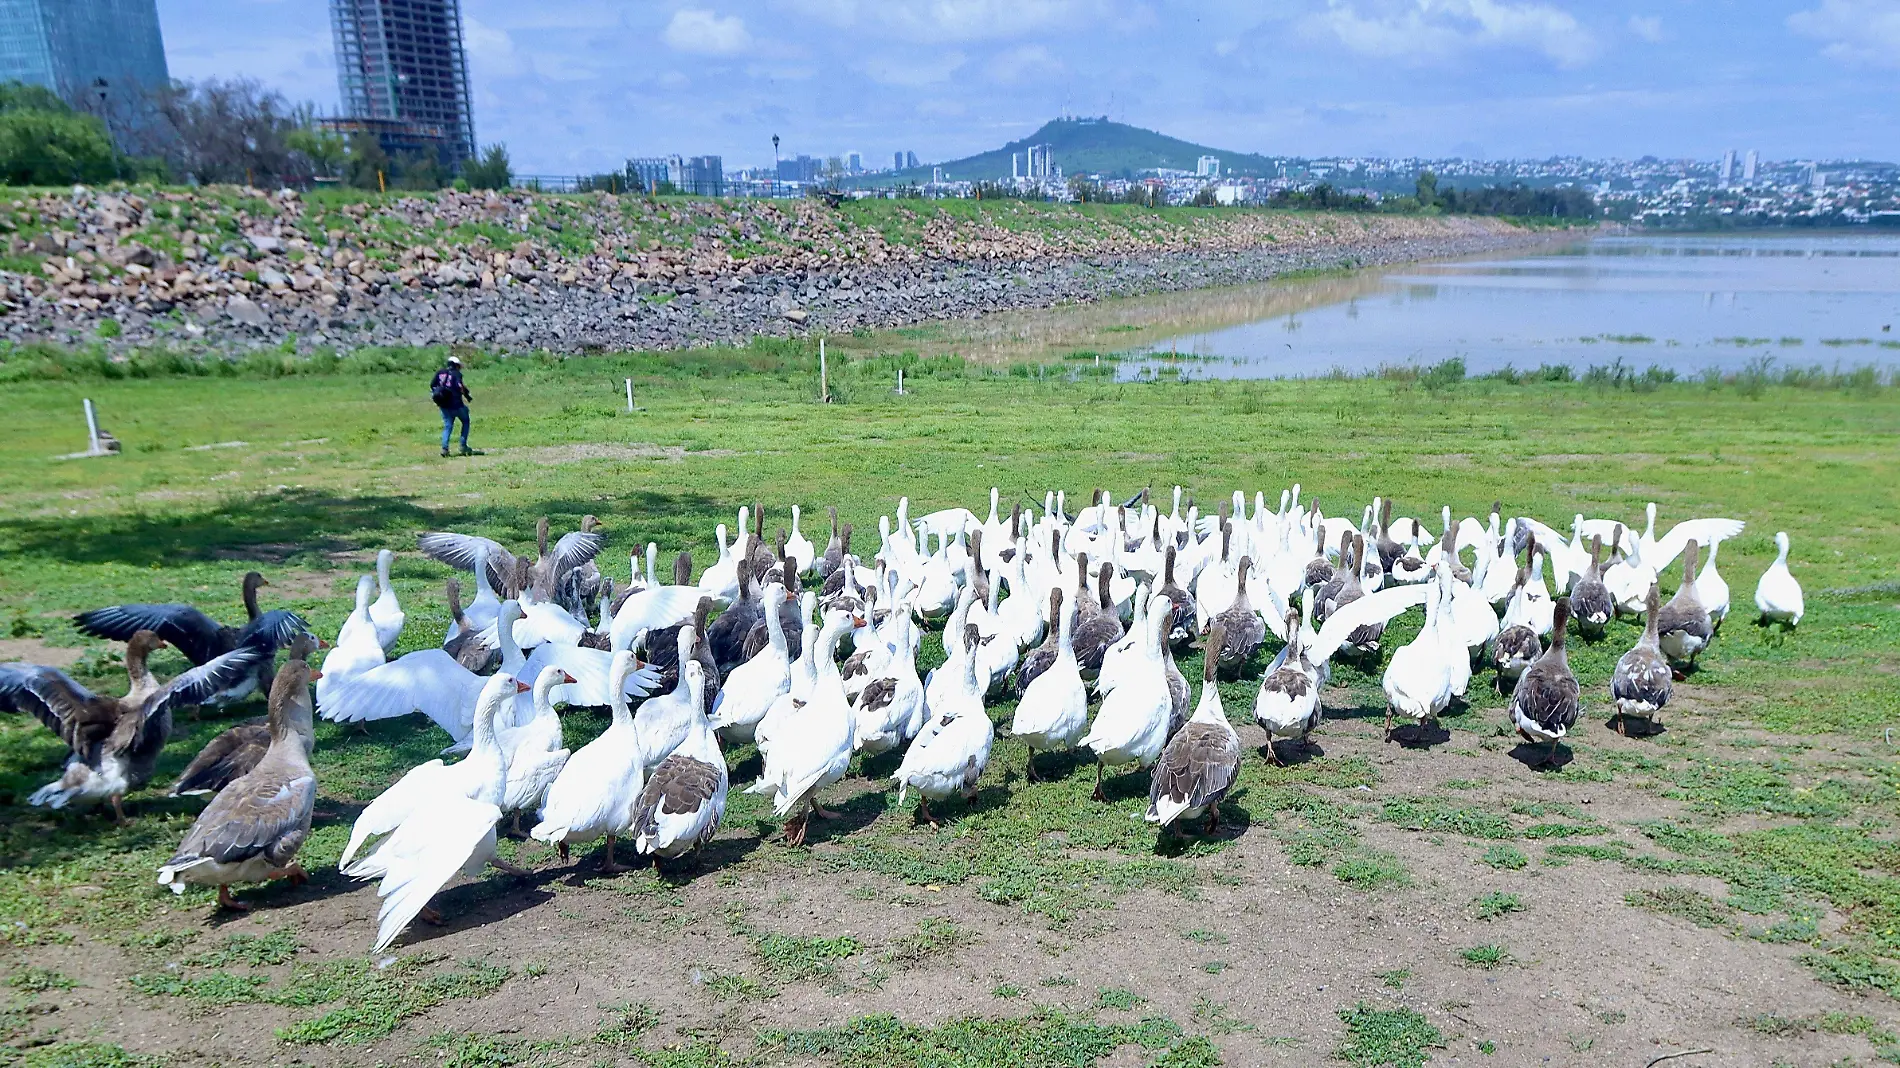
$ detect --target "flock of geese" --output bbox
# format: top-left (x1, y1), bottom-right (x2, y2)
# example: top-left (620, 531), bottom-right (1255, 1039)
top-left (1, 489), bottom-right (1808, 952)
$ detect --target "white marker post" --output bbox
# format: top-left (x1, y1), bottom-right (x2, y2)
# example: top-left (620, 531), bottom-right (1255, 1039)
top-left (83, 398), bottom-right (102, 454)
top-left (819, 338), bottom-right (830, 403)
top-left (625, 378), bottom-right (634, 413)
top-left (895, 368), bottom-right (905, 395)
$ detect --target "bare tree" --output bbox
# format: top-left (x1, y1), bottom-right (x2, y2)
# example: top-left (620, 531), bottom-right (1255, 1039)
top-left (147, 79), bottom-right (315, 187)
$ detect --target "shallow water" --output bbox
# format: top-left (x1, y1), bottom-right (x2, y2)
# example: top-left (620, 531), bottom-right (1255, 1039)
top-left (1119, 233), bottom-right (1900, 380)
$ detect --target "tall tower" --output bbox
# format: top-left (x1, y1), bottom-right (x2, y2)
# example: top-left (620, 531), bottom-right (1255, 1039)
top-left (0, 0), bottom-right (170, 144)
top-left (1741, 149), bottom-right (1758, 184)
top-left (1718, 149), bottom-right (1735, 188)
top-left (330, 0), bottom-right (476, 167)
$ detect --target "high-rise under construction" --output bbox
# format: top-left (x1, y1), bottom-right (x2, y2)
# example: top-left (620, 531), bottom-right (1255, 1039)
top-left (329, 0), bottom-right (476, 168)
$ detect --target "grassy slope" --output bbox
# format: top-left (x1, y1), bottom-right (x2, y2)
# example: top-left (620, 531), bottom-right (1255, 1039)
top-left (1, 352), bottom-right (1898, 1062)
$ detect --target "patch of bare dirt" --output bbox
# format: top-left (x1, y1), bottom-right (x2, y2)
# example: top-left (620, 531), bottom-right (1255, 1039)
top-left (499, 443), bottom-right (737, 465)
top-left (0, 637), bottom-right (81, 668)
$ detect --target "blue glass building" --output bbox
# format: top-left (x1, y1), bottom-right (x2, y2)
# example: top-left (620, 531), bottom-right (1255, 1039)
top-left (0, 0), bottom-right (170, 141)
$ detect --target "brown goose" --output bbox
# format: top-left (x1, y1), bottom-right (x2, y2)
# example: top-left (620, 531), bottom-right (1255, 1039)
top-left (631, 696), bottom-right (727, 868)
top-left (1014, 588), bottom-right (1067, 696)
top-left (73, 571), bottom-right (308, 706)
top-left (1212, 556), bottom-right (1267, 673)
top-left (1373, 498), bottom-right (1405, 573)
top-left (1327, 536), bottom-right (1386, 657)
top-left (1146, 622), bottom-right (1241, 836)
top-left (819, 525), bottom-right (857, 598)
top-left (1157, 546), bottom-right (1195, 648)
top-left (1302, 518), bottom-right (1335, 591)
top-left (747, 557), bottom-right (805, 662)
top-left (1656, 540), bottom-right (1713, 672)
top-left (1071, 561), bottom-right (1124, 678)
top-left (649, 598), bottom-right (720, 714)
top-left (1312, 531), bottom-right (1355, 624)
top-left (706, 558), bottom-right (763, 673)
top-left (158, 659), bottom-right (319, 909)
top-left (1611, 583), bottom-right (1672, 735)
top-left (1510, 598), bottom-right (1580, 768)
top-left (419, 515), bottom-right (605, 602)
top-left (1492, 564), bottom-right (1542, 689)
top-left (1569, 536), bottom-right (1614, 638)
top-left (172, 632), bottom-right (322, 797)
top-left (815, 507), bottom-right (844, 582)
top-left (1, 632), bottom-right (270, 821)
top-left (1254, 607), bottom-right (1320, 763)
top-left (441, 578), bottom-right (501, 673)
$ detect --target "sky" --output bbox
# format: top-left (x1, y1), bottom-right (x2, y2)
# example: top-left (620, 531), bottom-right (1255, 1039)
top-left (153, 0), bottom-right (1900, 174)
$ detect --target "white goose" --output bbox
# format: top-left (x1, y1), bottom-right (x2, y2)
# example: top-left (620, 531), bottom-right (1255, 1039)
top-left (636, 640), bottom-right (708, 773)
top-left (1754, 532), bottom-right (1804, 628)
top-left (340, 672), bottom-right (531, 951)
top-left (786, 505), bottom-right (818, 576)
top-left (711, 585), bottom-right (793, 745)
top-left (338, 671), bottom-right (525, 869)
top-left (1381, 564), bottom-right (1458, 743)
top-left (853, 608), bottom-right (925, 757)
top-left (752, 594), bottom-right (819, 761)
top-left (445, 543), bottom-right (503, 641)
top-left (747, 609), bottom-right (859, 846)
top-left (892, 639), bottom-right (995, 825)
top-left (318, 576), bottom-right (389, 707)
top-left (697, 524), bottom-right (740, 607)
top-left (531, 651), bottom-right (649, 872)
top-left (369, 550), bottom-right (405, 654)
top-left (496, 665), bottom-right (574, 832)
top-left (1078, 593), bottom-right (1173, 801)
top-left (1009, 589), bottom-right (1088, 781)
top-left (1697, 539), bottom-right (1731, 629)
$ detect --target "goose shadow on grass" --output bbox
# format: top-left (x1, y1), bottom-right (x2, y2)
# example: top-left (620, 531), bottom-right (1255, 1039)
top-left (1259, 737), bottom-right (1327, 765)
top-left (1603, 713), bottom-right (1667, 739)
top-left (1507, 741), bottom-right (1574, 772)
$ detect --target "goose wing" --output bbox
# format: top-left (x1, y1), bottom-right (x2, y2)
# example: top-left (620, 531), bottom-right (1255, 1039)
top-left (0, 663), bottom-right (112, 753)
top-left (608, 586), bottom-right (701, 653)
top-left (521, 643), bottom-right (663, 706)
top-left (1148, 721), bottom-right (1240, 817)
top-left (317, 649), bottom-right (484, 741)
top-left (548, 529), bottom-right (606, 574)
top-left (1306, 584), bottom-right (1432, 664)
top-left (169, 770), bottom-right (316, 870)
top-left (344, 793), bottom-right (500, 952)
top-left (233, 609), bottom-right (311, 652)
top-left (149, 644), bottom-right (275, 721)
top-left (417, 532), bottom-right (521, 591)
top-left (170, 720), bottom-right (269, 796)
top-left (74, 604), bottom-right (227, 665)
top-left (1652, 518), bottom-right (1745, 571)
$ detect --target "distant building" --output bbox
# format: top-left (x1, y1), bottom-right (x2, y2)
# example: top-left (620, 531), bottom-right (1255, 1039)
top-left (847, 151), bottom-right (862, 173)
top-left (1742, 149), bottom-right (1758, 184)
top-left (626, 157), bottom-right (670, 192)
top-left (1718, 149), bottom-right (1735, 188)
top-left (1197, 155), bottom-right (1220, 178)
top-left (893, 151), bottom-right (904, 171)
top-left (330, 0), bottom-right (478, 169)
top-left (931, 166), bottom-right (943, 184)
top-left (1812, 166), bottom-right (1825, 191)
top-left (670, 155), bottom-right (723, 195)
top-left (0, 0), bottom-right (171, 146)
top-left (905, 150), bottom-right (919, 170)
top-left (1022, 143), bottom-right (1053, 180)
top-left (777, 154), bottom-right (820, 183)
top-left (1011, 152), bottom-right (1022, 180)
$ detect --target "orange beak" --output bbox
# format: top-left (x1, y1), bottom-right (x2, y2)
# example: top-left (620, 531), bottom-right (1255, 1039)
top-left (561, 671), bottom-right (577, 684)
top-left (317, 637), bottom-right (331, 649)
top-left (309, 670), bottom-right (323, 680)
top-left (515, 680), bottom-right (532, 694)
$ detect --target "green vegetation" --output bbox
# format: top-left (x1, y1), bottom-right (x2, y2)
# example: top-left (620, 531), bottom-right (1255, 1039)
top-left (1337, 1003), bottom-right (1443, 1068)
top-left (0, 322), bottom-right (1895, 1061)
top-left (1457, 945), bottom-right (1512, 969)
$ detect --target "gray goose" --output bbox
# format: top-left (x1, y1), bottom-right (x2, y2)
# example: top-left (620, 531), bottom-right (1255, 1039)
top-left (1157, 546), bottom-right (1195, 649)
top-left (1510, 598), bottom-right (1580, 768)
top-left (73, 571), bottom-right (309, 706)
top-left (1212, 556), bottom-right (1267, 674)
top-left (1491, 564), bottom-right (1543, 691)
top-left (649, 598), bottom-right (721, 715)
top-left (747, 557), bottom-right (805, 661)
top-left (815, 507), bottom-right (844, 582)
top-left (1312, 531), bottom-right (1354, 624)
top-left (1329, 536), bottom-right (1386, 657)
top-left (1014, 587), bottom-right (1067, 696)
top-left (1070, 560), bottom-right (1125, 678)
top-left (706, 558), bottom-right (763, 674)
top-left (1568, 536), bottom-right (1614, 638)
top-left (819, 525), bottom-right (858, 597)
top-left (1373, 498), bottom-right (1405, 573)
top-left (1161, 629), bottom-right (1189, 743)
top-left (1146, 622), bottom-right (1241, 837)
top-left (1656, 540), bottom-right (1713, 673)
top-left (1302, 518), bottom-right (1335, 592)
top-left (1, 632), bottom-right (270, 821)
top-left (441, 578), bottom-right (501, 673)
top-left (172, 632), bottom-right (321, 797)
top-left (418, 515), bottom-right (606, 601)
top-left (1610, 583), bottom-right (1672, 735)
top-left (158, 659), bottom-right (320, 910)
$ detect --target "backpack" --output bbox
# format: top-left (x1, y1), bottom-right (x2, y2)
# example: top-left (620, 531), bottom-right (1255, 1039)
top-left (430, 370), bottom-right (459, 409)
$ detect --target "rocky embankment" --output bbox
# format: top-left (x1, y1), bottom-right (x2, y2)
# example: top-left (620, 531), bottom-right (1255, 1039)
top-left (1, 185), bottom-right (1561, 354)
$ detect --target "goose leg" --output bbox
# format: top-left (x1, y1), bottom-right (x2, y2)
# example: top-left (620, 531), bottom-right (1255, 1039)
top-left (418, 906), bottom-right (444, 925)
top-left (267, 863), bottom-right (309, 886)
top-left (598, 835), bottom-right (632, 874)
top-left (1616, 714), bottom-right (1627, 737)
top-left (1546, 738), bottom-right (1559, 767)
top-left (1091, 759), bottom-right (1107, 802)
top-left (556, 840), bottom-right (571, 864)
top-left (783, 810), bottom-right (810, 848)
top-left (216, 885), bottom-right (251, 912)
top-left (812, 803), bottom-right (844, 820)
top-left (1203, 809), bottom-right (1219, 836)
top-left (1024, 750), bottom-right (1038, 783)
top-left (490, 856), bottom-right (533, 877)
top-left (916, 796), bottom-right (939, 829)
top-left (1382, 708), bottom-right (1394, 743)
top-left (1264, 740), bottom-right (1283, 767)
top-left (111, 794), bottom-right (128, 826)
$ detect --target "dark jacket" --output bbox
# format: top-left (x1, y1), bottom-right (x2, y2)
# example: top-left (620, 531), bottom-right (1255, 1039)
top-left (430, 366), bottom-right (471, 409)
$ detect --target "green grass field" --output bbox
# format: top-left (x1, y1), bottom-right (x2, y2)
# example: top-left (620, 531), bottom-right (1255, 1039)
top-left (1, 338), bottom-right (1898, 1065)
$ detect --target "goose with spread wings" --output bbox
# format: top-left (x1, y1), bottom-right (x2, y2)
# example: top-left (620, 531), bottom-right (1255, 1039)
top-left (73, 571), bottom-right (309, 706)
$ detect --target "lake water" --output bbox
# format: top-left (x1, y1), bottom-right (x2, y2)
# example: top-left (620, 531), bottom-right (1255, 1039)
top-left (1119, 233), bottom-right (1900, 380)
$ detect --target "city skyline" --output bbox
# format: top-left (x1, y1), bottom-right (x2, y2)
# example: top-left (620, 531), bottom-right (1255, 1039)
top-left (151, 0), bottom-right (1900, 174)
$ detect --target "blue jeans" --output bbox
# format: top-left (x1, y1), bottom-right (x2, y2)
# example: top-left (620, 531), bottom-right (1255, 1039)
top-left (440, 405), bottom-right (470, 450)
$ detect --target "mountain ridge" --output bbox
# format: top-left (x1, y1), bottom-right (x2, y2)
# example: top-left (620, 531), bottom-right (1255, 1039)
top-left (880, 117), bottom-right (1283, 183)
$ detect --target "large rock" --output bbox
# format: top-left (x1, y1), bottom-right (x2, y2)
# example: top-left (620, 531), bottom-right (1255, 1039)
top-left (226, 295), bottom-right (269, 326)
top-left (246, 234), bottom-right (283, 254)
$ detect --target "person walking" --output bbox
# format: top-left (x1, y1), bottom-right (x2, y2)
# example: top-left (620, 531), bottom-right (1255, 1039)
top-left (430, 356), bottom-right (475, 457)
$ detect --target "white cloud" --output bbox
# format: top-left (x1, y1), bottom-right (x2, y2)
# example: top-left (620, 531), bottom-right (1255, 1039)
top-left (1789, 0), bottom-right (1900, 68)
top-left (463, 17), bottom-right (531, 77)
top-left (860, 50), bottom-right (968, 86)
top-left (1626, 14), bottom-right (1665, 42)
top-left (663, 9), bottom-right (752, 55)
top-left (1306, 0), bottom-right (1598, 68)
top-left (1213, 38), bottom-right (1240, 56)
top-left (987, 44), bottom-right (1061, 83)
top-left (792, 0), bottom-right (1109, 42)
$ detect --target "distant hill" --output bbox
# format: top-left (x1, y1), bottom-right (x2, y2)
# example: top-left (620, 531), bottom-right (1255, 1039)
top-left (874, 118), bottom-right (1284, 183)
